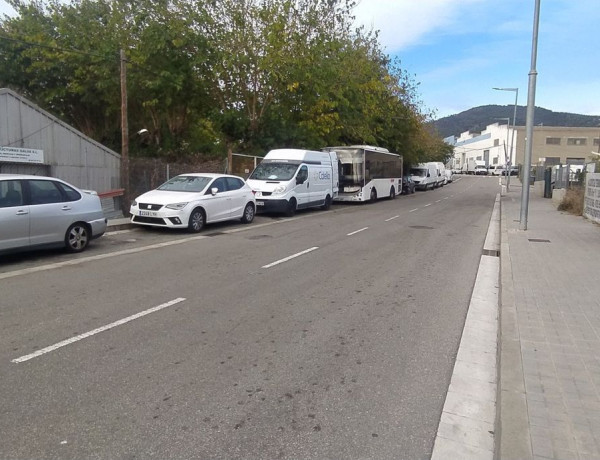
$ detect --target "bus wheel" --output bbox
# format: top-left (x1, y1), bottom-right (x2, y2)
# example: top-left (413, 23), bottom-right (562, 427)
top-left (370, 188), bottom-right (377, 202)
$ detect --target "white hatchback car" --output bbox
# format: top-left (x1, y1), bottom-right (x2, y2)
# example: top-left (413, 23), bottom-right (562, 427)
top-left (0, 174), bottom-right (107, 254)
top-left (130, 173), bottom-right (256, 232)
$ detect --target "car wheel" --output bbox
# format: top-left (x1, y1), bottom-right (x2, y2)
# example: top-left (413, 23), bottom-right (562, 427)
top-left (65, 222), bottom-right (90, 253)
top-left (188, 208), bottom-right (205, 233)
top-left (370, 188), bottom-right (377, 202)
top-left (285, 198), bottom-right (297, 217)
top-left (241, 203), bottom-right (255, 223)
top-left (321, 195), bottom-right (332, 210)
top-left (389, 186), bottom-right (396, 199)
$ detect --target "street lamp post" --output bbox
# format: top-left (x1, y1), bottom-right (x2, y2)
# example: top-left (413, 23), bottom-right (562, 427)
top-left (493, 87), bottom-right (519, 192)
top-left (496, 118), bottom-right (511, 188)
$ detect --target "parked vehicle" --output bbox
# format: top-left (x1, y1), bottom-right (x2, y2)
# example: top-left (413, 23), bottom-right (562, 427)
top-left (401, 175), bottom-right (416, 194)
top-left (444, 169), bottom-right (454, 183)
top-left (464, 159), bottom-right (488, 175)
top-left (0, 174), bottom-right (107, 254)
top-left (130, 173), bottom-right (256, 232)
top-left (247, 149), bottom-right (338, 216)
top-left (323, 145), bottom-right (402, 202)
top-left (430, 162), bottom-right (446, 186)
top-left (409, 163), bottom-right (438, 190)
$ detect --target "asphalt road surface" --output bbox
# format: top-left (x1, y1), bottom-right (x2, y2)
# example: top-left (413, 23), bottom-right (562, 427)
top-left (0, 175), bottom-right (500, 460)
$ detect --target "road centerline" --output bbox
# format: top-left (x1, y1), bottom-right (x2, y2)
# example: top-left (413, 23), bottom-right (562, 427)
top-left (385, 215), bottom-right (400, 222)
top-left (262, 247), bottom-right (319, 269)
top-left (347, 227), bottom-right (369, 236)
top-left (11, 297), bottom-right (187, 364)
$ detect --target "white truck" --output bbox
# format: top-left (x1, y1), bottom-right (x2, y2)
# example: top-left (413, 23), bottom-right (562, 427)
top-left (464, 159), bottom-right (488, 175)
top-left (246, 149), bottom-right (338, 216)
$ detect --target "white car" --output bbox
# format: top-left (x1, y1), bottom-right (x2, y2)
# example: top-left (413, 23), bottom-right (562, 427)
top-left (130, 173), bottom-right (256, 232)
top-left (0, 174), bottom-right (107, 254)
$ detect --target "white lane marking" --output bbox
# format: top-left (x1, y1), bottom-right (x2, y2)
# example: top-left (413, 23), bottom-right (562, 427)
top-left (409, 208), bottom-right (418, 213)
top-left (435, 199), bottom-right (442, 203)
top-left (443, 197), bottom-right (449, 200)
top-left (0, 236), bottom-right (208, 281)
top-left (104, 229), bottom-right (134, 236)
top-left (12, 298), bottom-right (186, 364)
top-left (262, 247), bottom-right (319, 269)
top-left (385, 215), bottom-right (400, 222)
top-left (347, 227), bottom-right (369, 236)
top-left (424, 203), bottom-right (432, 207)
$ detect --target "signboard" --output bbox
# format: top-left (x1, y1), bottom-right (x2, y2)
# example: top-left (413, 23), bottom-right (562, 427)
top-left (0, 146), bottom-right (44, 164)
top-left (584, 173), bottom-right (600, 224)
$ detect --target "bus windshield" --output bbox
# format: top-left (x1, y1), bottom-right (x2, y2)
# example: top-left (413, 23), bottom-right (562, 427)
top-left (249, 162), bottom-right (299, 181)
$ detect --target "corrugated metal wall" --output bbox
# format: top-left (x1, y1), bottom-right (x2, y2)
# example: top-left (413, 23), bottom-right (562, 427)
top-left (0, 88), bottom-right (120, 193)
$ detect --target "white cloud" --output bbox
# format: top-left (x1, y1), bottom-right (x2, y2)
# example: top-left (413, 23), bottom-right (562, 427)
top-left (352, 0), bottom-right (485, 51)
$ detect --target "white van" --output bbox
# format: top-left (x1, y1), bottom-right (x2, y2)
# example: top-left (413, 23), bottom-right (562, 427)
top-left (431, 162), bottom-right (446, 186)
top-left (409, 163), bottom-right (438, 190)
top-left (246, 149), bottom-right (339, 216)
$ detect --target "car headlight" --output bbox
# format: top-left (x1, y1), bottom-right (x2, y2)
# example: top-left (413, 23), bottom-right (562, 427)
top-left (131, 200), bottom-right (137, 207)
top-left (272, 185), bottom-right (287, 195)
top-left (165, 202), bottom-right (189, 210)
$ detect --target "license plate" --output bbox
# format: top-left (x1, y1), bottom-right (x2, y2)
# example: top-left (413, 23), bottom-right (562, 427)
top-left (256, 201), bottom-right (264, 206)
top-left (139, 210), bottom-right (158, 217)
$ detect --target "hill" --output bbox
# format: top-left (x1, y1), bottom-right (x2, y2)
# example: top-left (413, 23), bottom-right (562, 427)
top-left (432, 105), bottom-right (600, 139)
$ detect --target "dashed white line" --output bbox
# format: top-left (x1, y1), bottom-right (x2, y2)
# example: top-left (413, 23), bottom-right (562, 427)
top-left (347, 227), bottom-right (369, 236)
top-left (262, 247), bottom-right (319, 268)
top-left (409, 208), bottom-right (418, 213)
top-left (12, 297), bottom-right (187, 363)
top-left (435, 199), bottom-right (442, 203)
top-left (385, 215), bottom-right (400, 222)
top-left (424, 203), bottom-right (432, 207)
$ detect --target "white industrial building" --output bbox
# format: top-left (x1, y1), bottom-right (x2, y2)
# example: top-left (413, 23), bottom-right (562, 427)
top-left (447, 122), bottom-right (600, 172)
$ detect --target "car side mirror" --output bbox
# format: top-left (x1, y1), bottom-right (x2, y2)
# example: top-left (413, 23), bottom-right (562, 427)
top-left (211, 187), bottom-right (219, 196)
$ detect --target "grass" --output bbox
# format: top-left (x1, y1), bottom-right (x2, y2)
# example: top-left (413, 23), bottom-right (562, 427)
top-left (557, 187), bottom-right (585, 216)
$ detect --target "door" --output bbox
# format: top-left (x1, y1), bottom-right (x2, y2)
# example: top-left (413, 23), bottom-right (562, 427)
top-left (294, 165), bottom-right (310, 207)
top-left (0, 179), bottom-right (30, 251)
top-left (225, 177), bottom-right (247, 218)
top-left (202, 177), bottom-right (232, 222)
top-left (27, 179), bottom-right (76, 246)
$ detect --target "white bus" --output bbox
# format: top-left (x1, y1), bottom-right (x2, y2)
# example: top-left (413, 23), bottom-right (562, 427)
top-left (323, 145), bottom-right (403, 202)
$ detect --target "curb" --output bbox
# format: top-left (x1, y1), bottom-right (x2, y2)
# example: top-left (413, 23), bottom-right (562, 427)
top-left (431, 194), bottom-right (501, 460)
top-left (496, 195), bottom-right (532, 459)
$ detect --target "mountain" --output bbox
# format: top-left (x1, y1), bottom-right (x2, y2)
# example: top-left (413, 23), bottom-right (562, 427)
top-left (432, 105), bottom-right (600, 139)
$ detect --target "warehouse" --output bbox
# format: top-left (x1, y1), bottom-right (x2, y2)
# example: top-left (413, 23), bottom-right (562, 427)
top-left (0, 88), bottom-right (122, 214)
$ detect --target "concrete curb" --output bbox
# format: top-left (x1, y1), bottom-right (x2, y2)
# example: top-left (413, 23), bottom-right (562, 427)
top-left (496, 196), bottom-right (533, 459)
top-left (431, 194), bottom-right (501, 460)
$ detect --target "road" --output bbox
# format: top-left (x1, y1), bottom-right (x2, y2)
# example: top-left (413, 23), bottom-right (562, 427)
top-left (0, 175), bottom-right (499, 460)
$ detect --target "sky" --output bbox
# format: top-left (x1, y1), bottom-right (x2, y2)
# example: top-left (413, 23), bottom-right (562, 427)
top-left (1, 0), bottom-right (598, 120)
top-left (352, 0), bottom-right (600, 119)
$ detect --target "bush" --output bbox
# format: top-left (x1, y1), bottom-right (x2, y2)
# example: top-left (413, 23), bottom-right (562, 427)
top-left (557, 187), bottom-right (585, 215)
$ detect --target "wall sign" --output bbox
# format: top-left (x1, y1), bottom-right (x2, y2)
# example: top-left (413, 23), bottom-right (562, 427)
top-left (0, 146), bottom-right (45, 164)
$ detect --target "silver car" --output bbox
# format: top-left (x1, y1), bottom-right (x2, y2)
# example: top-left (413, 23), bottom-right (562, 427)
top-left (0, 174), bottom-right (107, 254)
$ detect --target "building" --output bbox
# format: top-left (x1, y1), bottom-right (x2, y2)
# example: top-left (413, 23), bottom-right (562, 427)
top-left (447, 122), bottom-right (600, 172)
top-left (0, 88), bottom-right (121, 201)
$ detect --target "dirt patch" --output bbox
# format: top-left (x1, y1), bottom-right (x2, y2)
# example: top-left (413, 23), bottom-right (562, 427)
top-left (557, 187), bottom-right (584, 215)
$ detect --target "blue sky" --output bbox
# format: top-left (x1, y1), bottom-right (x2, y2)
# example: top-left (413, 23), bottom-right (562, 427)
top-left (2, 0), bottom-right (598, 120)
top-left (353, 0), bottom-right (600, 119)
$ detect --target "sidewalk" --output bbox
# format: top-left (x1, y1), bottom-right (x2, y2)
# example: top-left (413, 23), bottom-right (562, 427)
top-left (499, 185), bottom-right (600, 459)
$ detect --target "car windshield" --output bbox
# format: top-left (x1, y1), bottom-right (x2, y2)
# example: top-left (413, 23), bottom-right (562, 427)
top-left (157, 175), bottom-right (211, 192)
top-left (410, 168), bottom-right (426, 177)
top-left (249, 162), bottom-right (299, 181)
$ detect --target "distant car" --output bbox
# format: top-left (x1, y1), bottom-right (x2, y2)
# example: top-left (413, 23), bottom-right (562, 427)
top-left (130, 173), bottom-right (256, 232)
top-left (401, 175), bottom-right (416, 194)
top-left (0, 174), bottom-right (107, 254)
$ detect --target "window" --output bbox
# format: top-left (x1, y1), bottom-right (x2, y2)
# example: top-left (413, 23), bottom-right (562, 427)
top-left (0, 180), bottom-right (24, 208)
top-left (56, 182), bottom-right (81, 201)
top-left (493, 157), bottom-right (499, 165)
top-left (567, 138), bottom-right (587, 146)
top-left (546, 137), bottom-right (561, 145)
top-left (296, 165), bottom-right (308, 183)
top-left (225, 177), bottom-right (244, 191)
top-left (209, 178), bottom-right (228, 193)
top-left (28, 180), bottom-right (64, 205)
top-left (494, 139), bottom-right (499, 147)
top-left (594, 138), bottom-right (599, 147)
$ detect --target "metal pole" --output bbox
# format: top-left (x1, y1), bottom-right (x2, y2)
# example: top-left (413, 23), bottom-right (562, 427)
top-left (520, 0), bottom-right (541, 231)
top-left (120, 48), bottom-right (130, 213)
top-left (508, 89), bottom-right (518, 191)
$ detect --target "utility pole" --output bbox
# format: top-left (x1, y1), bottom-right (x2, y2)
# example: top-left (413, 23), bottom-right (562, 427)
top-left (520, 0), bottom-right (541, 231)
top-left (120, 48), bottom-right (130, 212)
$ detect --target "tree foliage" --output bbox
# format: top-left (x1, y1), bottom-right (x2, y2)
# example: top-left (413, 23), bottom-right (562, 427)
top-left (0, 0), bottom-right (446, 163)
